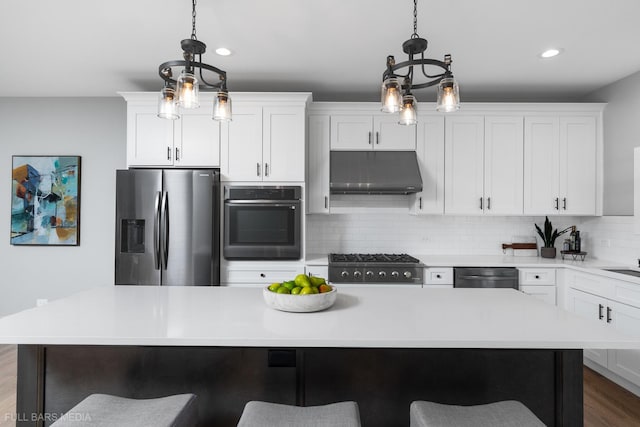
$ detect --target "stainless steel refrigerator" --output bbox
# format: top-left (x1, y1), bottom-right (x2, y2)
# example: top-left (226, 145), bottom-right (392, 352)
top-left (115, 169), bottom-right (220, 286)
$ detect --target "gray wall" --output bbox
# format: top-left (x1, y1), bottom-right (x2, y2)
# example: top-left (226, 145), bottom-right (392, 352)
top-left (585, 70), bottom-right (640, 215)
top-left (0, 98), bottom-right (126, 316)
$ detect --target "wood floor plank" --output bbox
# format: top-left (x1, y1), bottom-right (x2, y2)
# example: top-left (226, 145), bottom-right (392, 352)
top-left (0, 345), bottom-right (638, 427)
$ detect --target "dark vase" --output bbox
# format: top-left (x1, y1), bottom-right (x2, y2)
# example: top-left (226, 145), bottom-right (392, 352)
top-left (540, 247), bottom-right (556, 259)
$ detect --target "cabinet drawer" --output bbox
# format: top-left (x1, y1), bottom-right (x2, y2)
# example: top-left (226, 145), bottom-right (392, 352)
top-left (424, 268), bottom-right (453, 286)
top-left (520, 285), bottom-right (556, 305)
top-left (519, 268), bottom-right (556, 285)
top-left (226, 268), bottom-right (303, 284)
top-left (305, 265), bottom-right (329, 280)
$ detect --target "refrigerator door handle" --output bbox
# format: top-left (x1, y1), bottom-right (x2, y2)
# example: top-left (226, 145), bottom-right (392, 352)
top-left (153, 191), bottom-right (161, 270)
top-left (161, 191), bottom-right (170, 270)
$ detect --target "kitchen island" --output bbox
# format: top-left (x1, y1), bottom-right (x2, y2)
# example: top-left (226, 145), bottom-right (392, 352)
top-left (1, 286), bottom-right (638, 426)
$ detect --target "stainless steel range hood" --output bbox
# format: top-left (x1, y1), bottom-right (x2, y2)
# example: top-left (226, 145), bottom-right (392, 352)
top-left (330, 151), bottom-right (423, 195)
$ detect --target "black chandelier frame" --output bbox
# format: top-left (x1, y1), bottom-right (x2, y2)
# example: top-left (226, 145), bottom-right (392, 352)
top-left (158, 0), bottom-right (228, 92)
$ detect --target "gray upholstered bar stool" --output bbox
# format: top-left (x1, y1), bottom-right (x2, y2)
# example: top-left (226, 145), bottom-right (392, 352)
top-left (50, 393), bottom-right (198, 427)
top-left (237, 401), bottom-right (361, 427)
top-left (410, 400), bottom-right (545, 427)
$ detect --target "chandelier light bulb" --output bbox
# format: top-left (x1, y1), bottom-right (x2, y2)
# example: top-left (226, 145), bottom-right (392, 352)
top-left (436, 77), bottom-right (460, 113)
top-left (398, 94), bottom-right (418, 126)
top-left (213, 91), bottom-right (232, 122)
top-left (381, 77), bottom-right (403, 113)
top-left (177, 71), bottom-right (200, 109)
top-left (157, 87), bottom-right (179, 120)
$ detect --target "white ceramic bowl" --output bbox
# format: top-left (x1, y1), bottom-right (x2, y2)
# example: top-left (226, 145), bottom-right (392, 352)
top-left (263, 285), bottom-right (337, 313)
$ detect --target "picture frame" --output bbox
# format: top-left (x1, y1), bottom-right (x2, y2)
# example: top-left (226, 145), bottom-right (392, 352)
top-left (10, 155), bottom-right (81, 246)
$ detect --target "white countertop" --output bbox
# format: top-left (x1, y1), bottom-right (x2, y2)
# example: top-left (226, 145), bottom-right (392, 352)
top-left (0, 286), bottom-right (637, 349)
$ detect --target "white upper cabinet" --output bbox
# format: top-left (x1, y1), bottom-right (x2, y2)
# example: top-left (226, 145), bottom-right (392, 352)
top-left (307, 115), bottom-right (331, 214)
top-left (122, 92), bottom-right (221, 168)
top-left (411, 115), bottom-right (445, 214)
top-left (330, 113), bottom-right (416, 151)
top-left (222, 106), bottom-right (263, 180)
top-left (219, 93), bottom-right (310, 182)
top-left (174, 110), bottom-right (221, 167)
top-left (444, 115), bottom-right (523, 215)
top-left (483, 116), bottom-right (524, 215)
top-left (524, 115), bottom-right (598, 215)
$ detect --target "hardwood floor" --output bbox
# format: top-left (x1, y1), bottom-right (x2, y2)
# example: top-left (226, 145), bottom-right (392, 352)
top-left (584, 366), bottom-right (640, 427)
top-left (0, 344), bottom-right (638, 426)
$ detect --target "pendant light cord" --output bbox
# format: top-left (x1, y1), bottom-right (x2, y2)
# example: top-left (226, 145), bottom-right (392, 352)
top-left (411, 0), bottom-right (419, 39)
top-left (191, 0), bottom-right (198, 40)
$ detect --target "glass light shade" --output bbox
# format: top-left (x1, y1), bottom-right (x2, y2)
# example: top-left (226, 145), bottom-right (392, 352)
top-left (381, 77), bottom-right (403, 113)
top-left (212, 91), bottom-right (232, 121)
top-left (176, 71), bottom-right (200, 108)
top-left (157, 87), bottom-right (179, 120)
top-left (436, 77), bottom-right (460, 113)
top-left (398, 94), bottom-right (418, 126)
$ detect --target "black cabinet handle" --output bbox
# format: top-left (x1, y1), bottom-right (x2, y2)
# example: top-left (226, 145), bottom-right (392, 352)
top-left (376, 132), bottom-right (380, 144)
top-left (368, 132), bottom-right (372, 145)
top-left (260, 273), bottom-right (266, 278)
top-left (436, 274), bottom-right (442, 279)
top-left (175, 147), bottom-right (180, 162)
top-left (167, 146), bottom-right (172, 161)
top-left (563, 197), bottom-right (567, 210)
top-left (555, 198), bottom-right (559, 210)
top-left (487, 197), bottom-right (491, 210)
top-left (598, 304), bottom-right (604, 320)
top-left (324, 196), bottom-right (328, 209)
top-left (419, 197), bottom-right (422, 210)
top-left (535, 275), bottom-right (540, 279)
top-left (607, 307), bottom-right (612, 323)
top-left (480, 197), bottom-right (483, 210)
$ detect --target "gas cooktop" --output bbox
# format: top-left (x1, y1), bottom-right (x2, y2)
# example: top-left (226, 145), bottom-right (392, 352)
top-left (328, 253), bottom-right (423, 284)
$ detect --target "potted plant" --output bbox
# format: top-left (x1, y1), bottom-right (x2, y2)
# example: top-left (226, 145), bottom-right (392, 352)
top-left (534, 216), bottom-right (569, 258)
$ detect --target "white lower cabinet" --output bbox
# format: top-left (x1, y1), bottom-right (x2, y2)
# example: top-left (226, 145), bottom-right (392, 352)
top-left (518, 268), bottom-right (556, 305)
top-left (565, 272), bottom-right (640, 389)
top-left (423, 268), bottom-right (453, 289)
top-left (223, 264), bottom-right (304, 286)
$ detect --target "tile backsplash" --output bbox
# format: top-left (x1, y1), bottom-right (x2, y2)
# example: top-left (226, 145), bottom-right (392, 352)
top-left (307, 214), bottom-right (640, 266)
top-left (580, 216), bottom-right (640, 266)
top-left (306, 214), bottom-right (580, 256)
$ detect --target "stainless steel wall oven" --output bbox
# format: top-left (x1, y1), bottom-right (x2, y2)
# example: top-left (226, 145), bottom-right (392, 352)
top-left (223, 186), bottom-right (302, 260)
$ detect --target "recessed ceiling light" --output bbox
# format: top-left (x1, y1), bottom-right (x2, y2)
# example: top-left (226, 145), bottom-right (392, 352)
top-left (539, 48), bottom-right (563, 59)
top-left (215, 47), bottom-right (232, 56)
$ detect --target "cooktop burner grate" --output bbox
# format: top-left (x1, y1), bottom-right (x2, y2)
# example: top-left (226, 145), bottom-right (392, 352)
top-left (329, 253), bottom-right (420, 264)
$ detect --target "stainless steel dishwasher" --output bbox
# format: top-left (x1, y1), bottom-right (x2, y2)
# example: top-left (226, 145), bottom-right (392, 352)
top-left (453, 267), bottom-right (519, 289)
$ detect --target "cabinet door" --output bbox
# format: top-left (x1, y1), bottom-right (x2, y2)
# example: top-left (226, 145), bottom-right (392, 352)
top-left (175, 112), bottom-right (221, 167)
top-left (559, 116), bottom-right (597, 215)
top-left (608, 301), bottom-right (640, 387)
top-left (330, 115), bottom-right (373, 150)
top-left (444, 116), bottom-right (485, 215)
top-left (566, 288), bottom-right (609, 367)
top-left (523, 116), bottom-right (560, 215)
top-left (307, 115), bottom-right (331, 213)
top-left (484, 116), bottom-right (524, 215)
top-left (222, 106), bottom-right (263, 181)
top-left (412, 115), bottom-right (445, 214)
top-left (373, 115), bottom-right (417, 150)
top-left (127, 105), bottom-right (174, 167)
top-left (263, 106), bottom-right (305, 182)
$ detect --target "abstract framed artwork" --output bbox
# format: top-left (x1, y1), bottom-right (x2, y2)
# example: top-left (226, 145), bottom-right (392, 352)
top-left (11, 156), bottom-right (81, 246)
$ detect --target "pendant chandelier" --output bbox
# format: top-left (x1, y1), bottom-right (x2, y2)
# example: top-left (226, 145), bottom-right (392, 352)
top-left (381, 0), bottom-right (460, 125)
top-left (157, 0), bottom-right (232, 121)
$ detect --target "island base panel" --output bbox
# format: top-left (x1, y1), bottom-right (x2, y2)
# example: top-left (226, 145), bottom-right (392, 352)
top-left (16, 345), bottom-right (582, 427)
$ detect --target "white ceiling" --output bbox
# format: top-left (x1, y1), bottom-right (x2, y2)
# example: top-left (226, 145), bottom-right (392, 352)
top-left (3, 0), bottom-right (640, 102)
